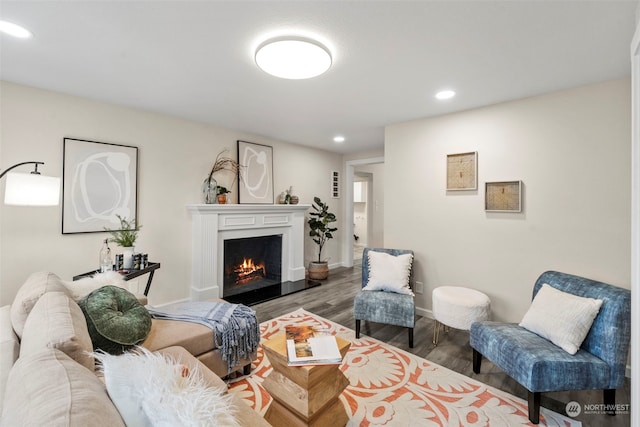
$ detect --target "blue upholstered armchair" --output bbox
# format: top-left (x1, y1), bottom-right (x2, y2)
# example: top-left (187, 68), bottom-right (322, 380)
top-left (470, 271), bottom-right (631, 424)
top-left (354, 248), bottom-right (415, 347)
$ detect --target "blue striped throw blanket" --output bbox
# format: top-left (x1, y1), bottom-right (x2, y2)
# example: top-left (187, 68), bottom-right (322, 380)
top-left (147, 301), bottom-right (260, 374)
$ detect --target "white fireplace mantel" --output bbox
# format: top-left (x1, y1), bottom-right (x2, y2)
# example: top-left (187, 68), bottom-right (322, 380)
top-left (186, 204), bottom-right (310, 300)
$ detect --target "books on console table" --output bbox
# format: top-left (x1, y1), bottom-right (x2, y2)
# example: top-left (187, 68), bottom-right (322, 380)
top-left (285, 324), bottom-right (343, 366)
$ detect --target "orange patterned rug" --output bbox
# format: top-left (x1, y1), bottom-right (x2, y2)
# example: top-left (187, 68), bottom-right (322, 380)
top-left (227, 308), bottom-right (580, 426)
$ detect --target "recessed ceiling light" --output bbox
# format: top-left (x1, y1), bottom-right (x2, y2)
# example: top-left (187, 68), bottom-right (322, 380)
top-left (0, 21), bottom-right (32, 39)
top-left (255, 36), bottom-right (332, 79)
top-left (436, 90), bottom-right (456, 100)
top-left (333, 136), bottom-right (345, 143)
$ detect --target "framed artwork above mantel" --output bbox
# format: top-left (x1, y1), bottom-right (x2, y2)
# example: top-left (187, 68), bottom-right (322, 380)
top-left (237, 140), bottom-right (274, 204)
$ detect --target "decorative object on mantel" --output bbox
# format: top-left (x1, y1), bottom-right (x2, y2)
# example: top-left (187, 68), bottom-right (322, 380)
top-left (216, 186), bottom-right (230, 204)
top-left (485, 180), bottom-right (522, 212)
top-left (278, 186), bottom-right (299, 204)
top-left (307, 196), bottom-right (337, 280)
top-left (446, 151), bottom-right (477, 191)
top-left (237, 140), bottom-right (274, 204)
top-left (104, 215), bottom-right (141, 269)
top-left (203, 149), bottom-right (243, 204)
top-left (62, 137), bottom-right (138, 234)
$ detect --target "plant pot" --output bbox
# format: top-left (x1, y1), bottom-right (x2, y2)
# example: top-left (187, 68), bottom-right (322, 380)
top-left (308, 261), bottom-right (329, 280)
top-left (217, 193), bottom-right (227, 204)
top-left (121, 246), bottom-right (135, 270)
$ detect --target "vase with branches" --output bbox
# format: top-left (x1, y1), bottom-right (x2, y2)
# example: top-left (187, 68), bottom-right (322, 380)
top-left (203, 149), bottom-right (243, 204)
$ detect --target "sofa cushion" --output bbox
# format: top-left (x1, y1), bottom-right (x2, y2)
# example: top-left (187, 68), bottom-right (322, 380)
top-left (143, 318), bottom-right (215, 356)
top-left (0, 305), bottom-right (19, 413)
top-left (519, 284), bottom-right (603, 354)
top-left (94, 346), bottom-right (239, 427)
top-left (20, 291), bottom-right (94, 371)
top-left (79, 285), bottom-right (151, 354)
top-left (0, 348), bottom-right (125, 426)
top-left (10, 271), bottom-right (69, 339)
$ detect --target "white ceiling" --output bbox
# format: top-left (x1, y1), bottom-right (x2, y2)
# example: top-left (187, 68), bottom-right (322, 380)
top-left (0, 1), bottom-right (637, 154)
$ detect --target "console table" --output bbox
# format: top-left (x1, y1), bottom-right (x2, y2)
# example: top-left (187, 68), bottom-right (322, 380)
top-left (73, 262), bottom-right (161, 296)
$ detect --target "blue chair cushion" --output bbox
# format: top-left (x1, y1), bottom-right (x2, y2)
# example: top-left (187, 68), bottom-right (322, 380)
top-left (354, 290), bottom-right (414, 328)
top-left (470, 321), bottom-right (610, 392)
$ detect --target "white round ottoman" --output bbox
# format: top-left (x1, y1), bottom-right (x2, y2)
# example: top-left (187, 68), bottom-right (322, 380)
top-left (432, 286), bottom-right (490, 345)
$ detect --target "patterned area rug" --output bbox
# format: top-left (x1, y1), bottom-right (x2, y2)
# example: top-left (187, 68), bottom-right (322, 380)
top-left (227, 308), bottom-right (581, 426)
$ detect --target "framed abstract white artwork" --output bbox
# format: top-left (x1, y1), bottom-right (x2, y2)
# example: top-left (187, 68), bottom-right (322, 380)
top-left (62, 138), bottom-right (138, 234)
top-left (237, 140), bottom-right (274, 204)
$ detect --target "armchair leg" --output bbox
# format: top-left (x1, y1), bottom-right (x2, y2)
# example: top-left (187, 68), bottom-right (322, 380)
top-left (472, 349), bottom-right (482, 374)
top-left (355, 320), bottom-right (361, 339)
top-left (528, 391), bottom-right (541, 424)
top-left (604, 389), bottom-right (616, 415)
top-left (243, 363), bottom-right (252, 376)
top-left (408, 328), bottom-right (414, 348)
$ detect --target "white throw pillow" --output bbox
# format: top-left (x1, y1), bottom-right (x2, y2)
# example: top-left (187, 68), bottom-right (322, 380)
top-left (519, 284), bottom-right (603, 355)
top-left (94, 347), bottom-right (239, 427)
top-left (363, 251), bottom-right (414, 296)
top-left (63, 271), bottom-right (129, 301)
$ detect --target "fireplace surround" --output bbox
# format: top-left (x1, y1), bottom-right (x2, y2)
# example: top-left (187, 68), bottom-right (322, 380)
top-left (187, 204), bottom-right (311, 303)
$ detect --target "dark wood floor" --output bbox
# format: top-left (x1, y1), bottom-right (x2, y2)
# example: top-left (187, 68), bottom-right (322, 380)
top-left (250, 264), bottom-right (631, 427)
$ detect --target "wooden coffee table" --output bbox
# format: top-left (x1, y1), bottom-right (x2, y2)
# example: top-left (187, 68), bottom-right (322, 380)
top-left (261, 333), bottom-right (351, 427)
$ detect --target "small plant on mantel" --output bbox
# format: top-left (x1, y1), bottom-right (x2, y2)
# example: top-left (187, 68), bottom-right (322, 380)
top-left (307, 196), bottom-right (338, 280)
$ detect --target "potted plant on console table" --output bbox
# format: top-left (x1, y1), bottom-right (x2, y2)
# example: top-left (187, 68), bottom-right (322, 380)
top-left (105, 215), bottom-right (141, 270)
top-left (307, 196), bottom-right (338, 280)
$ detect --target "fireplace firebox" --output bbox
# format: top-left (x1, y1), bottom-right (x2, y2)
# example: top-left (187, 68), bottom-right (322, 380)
top-left (223, 235), bottom-right (282, 299)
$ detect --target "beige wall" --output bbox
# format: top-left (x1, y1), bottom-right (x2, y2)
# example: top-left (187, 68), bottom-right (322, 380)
top-left (385, 79), bottom-right (631, 322)
top-left (0, 82), bottom-right (344, 306)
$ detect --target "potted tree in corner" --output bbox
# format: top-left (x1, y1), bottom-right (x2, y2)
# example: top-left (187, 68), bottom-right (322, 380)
top-left (307, 196), bottom-right (338, 280)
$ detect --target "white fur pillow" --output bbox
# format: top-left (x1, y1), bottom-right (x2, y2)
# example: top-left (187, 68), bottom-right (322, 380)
top-left (519, 284), bottom-right (603, 355)
top-left (94, 347), bottom-right (239, 427)
top-left (63, 271), bottom-right (129, 301)
top-left (363, 251), bottom-right (414, 296)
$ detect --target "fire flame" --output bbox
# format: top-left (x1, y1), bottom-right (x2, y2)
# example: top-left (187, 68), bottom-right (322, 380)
top-left (233, 258), bottom-right (266, 282)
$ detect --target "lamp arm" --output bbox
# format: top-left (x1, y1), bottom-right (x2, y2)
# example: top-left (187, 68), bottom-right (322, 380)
top-left (0, 161), bottom-right (45, 179)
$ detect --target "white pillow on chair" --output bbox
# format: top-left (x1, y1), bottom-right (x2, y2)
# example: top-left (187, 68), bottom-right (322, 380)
top-left (363, 251), bottom-right (414, 296)
top-left (519, 284), bottom-right (603, 354)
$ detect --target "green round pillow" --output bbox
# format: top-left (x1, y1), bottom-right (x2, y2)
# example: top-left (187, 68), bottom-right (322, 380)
top-left (79, 285), bottom-right (151, 354)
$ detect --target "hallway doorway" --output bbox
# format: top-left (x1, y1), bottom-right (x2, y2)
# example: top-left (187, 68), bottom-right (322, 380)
top-left (344, 157), bottom-right (384, 268)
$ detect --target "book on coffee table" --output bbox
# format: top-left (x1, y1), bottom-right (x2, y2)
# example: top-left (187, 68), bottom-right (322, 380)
top-left (285, 324), bottom-right (343, 366)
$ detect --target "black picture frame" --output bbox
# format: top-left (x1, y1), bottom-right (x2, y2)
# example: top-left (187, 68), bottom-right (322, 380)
top-left (62, 137), bottom-right (139, 234)
top-left (237, 140), bottom-right (274, 204)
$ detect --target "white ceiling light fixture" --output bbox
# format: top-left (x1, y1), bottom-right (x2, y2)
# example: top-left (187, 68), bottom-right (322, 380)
top-left (255, 36), bottom-right (332, 79)
top-left (436, 90), bottom-right (456, 100)
top-left (0, 20), bottom-right (32, 39)
top-left (333, 136), bottom-right (345, 143)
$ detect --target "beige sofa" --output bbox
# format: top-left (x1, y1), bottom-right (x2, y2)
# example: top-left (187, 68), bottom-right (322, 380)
top-left (0, 272), bottom-right (269, 426)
